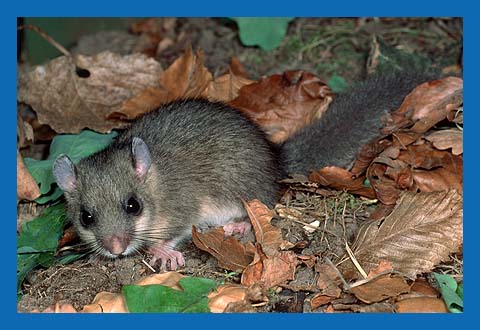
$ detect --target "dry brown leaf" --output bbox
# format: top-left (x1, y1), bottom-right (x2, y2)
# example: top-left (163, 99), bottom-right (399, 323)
top-left (395, 297), bottom-right (448, 313)
top-left (425, 129), bottom-right (463, 155)
top-left (410, 278), bottom-right (440, 297)
top-left (18, 51), bottom-right (163, 133)
top-left (17, 113), bottom-right (34, 148)
top-left (82, 292), bottom-right (127, 313)
top-left (208, 284), bottom-right (248, 313)
top-left (383, 76), bottom-right (463, 135)
top-left (349, 139), bottom-right (391, 177)
top-left (230, 70), bottom-right (333, 143)
top-left (191, 226), bottom-right (255, 272)
top-left (310, 294), bottom-right (336, 309)
top-left (135, 271), bottom-right (184, 288)
top-left (121, 47), bottom-right (212, 117)
top-left (229, 57), bottom-right (250, 78)
top-left (206, 72), bottom-right (255, 103)
top-left (338, 190), bottom-right (463, 279)
top-left (349, 274), bottom-right (410, 303)
top-left (241, 244), bottom-right (298, 288)
top-left (315, 263), bottom-right (342, 298)
top-left (368, 142), bottom-right (463, 204)
top-left (17, 151), bottom-right (41, 201)
top-left (367, 260), bottom-right (394, 278)
top-left (309, 166), bottom-right (376, 199)
top-left (243, 199), bottom-right (289, 251)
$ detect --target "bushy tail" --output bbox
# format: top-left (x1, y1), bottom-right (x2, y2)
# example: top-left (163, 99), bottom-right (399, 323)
top-left (281, 70), bottom-right (439, 175)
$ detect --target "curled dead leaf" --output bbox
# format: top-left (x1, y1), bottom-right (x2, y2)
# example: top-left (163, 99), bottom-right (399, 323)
top-left (384, 76), bottom-right (463, 135)
top-left (243, 199), bottom-right (290, 251)
top-left (208, 284), bottom-right (248, 313)
top-left (230, 70), bottom-right (332, 143)
top-left (425, 129), bottom-right (463, 155)
top-left (241, 244), bottom-right (298, 288)
top-left (309, 166), bottom-right (376, 199)
top-left (120, 47), bottom-right (213, 117)
top-left (192, 226), bottom-right (255, 272)
top-left (82, 292), bottom-right (127, 313)
top-left (17, 151), bottom-right (41, 201)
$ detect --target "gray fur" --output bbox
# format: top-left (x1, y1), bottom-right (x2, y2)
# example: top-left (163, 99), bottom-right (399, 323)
top-left (57, 99), bottom-right (282, 255)
top-left (281, 71), bottom-right (438, 174)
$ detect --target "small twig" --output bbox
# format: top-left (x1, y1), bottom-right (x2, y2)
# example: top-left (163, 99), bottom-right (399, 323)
top-left (17, 24), bottom-right (72, 58)
top-left (251, 302), bottom-right (268, 307)
top-left (141, 259), bottom-right (156, 273)
top-left (344, 241), bottom-right (368, 279)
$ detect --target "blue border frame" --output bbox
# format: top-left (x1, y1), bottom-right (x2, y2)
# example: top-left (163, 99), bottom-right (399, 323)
top-left (6, 0), bottom-right (473, 327)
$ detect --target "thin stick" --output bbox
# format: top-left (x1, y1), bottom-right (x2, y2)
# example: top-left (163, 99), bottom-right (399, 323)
top-left (345, 241), bottom-right (368, 279)
top-left (17, 24), bottom-right (72, 58)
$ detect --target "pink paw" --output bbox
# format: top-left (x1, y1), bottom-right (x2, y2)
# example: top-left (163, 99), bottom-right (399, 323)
top-left (223, 221), bottom-right (252, 236)
top-left (148, 241), bottom-right (185, 271)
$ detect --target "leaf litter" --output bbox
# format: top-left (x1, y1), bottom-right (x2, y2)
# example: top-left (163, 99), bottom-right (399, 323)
top-left (17, 18), bottom-right (463, 313)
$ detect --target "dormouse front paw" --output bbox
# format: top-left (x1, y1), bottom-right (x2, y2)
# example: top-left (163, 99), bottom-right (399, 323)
top-left (148, 241), bottom-right (185, 271)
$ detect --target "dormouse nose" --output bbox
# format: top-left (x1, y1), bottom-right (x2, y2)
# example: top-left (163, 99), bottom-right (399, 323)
top-left (103, 233), bottom-right (131, 256)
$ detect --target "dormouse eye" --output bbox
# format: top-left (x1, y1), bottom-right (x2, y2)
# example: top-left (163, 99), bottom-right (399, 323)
top-left (80, 210), bottom-right (95, 227)
top-left (124, 195), bottom-right (142, 216)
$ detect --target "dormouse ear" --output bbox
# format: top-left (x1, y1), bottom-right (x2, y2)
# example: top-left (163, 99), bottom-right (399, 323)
top-left (131, 137), bottom-right (152, 180)
top-left (53, 154), bottom-right (77, 193)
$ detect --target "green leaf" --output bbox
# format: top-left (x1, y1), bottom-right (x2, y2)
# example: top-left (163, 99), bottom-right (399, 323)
top-left (231, 17), bottom-right (294, 51)
top-left (123, 277), bottom-right (217, 313)
top-left (17, 203), bottom-right (67, 293)
top-left (24, 130), bottom-right (117, 204)
top-left (327, 75), bottom-right (348, 93)
top-left (433, 272), bottom-right (463, 313)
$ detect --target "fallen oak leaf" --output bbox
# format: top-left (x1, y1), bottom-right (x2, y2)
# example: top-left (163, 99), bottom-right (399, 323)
top-left (230, 70), bottom-right (333, 143)
top-left (309, 166), bottom-right (376, 199)
top-left (367, 260), bottom-right (394, 278)
top-left (191, 226), bottom-right (256, 272)
top-left (243, 199), bottom-right (292, 251)
top-left (410, 278), bottom-right (440, 297)
top-left (368, 142), bottom-right (463, 203)
top-left (208, 284), bottom-right (249, 313)
top-left (395, 296), bottom-right (448, 313)
top-left (18, 51), bottom-right (163, 133)
top-left (17, 151), bottom-right (41, 201)
top-left (425, 129), bottom-right (463, 155)
top-left (17, 113), bottom-right (34, 148)
top-left (349, 274), bottom-right (410, 303)
top-left (383, 77), bottom-right (463, 136)
top-left (206, 71), bottom-right (255, 103)
top-left (82, 292), bottom-right (127, 313)
top-left (120, 46), bottom-right (212, 117)
top-left (315, 262), bottom-right (342, 298)
top-left (241, 243), bottom-right (298, 289)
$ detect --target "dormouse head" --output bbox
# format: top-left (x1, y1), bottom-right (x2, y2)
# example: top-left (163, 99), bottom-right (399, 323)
top-left (53, 137), bottom-right (157, 258)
